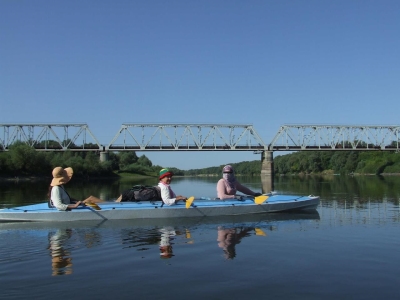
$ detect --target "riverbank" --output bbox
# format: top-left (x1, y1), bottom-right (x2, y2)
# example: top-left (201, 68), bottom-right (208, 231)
top-left (0, 176), bottom-right (46, 183)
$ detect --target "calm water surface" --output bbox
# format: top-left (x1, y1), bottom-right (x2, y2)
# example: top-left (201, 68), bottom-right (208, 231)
top-left (0, 175), bottom-right (400, 300)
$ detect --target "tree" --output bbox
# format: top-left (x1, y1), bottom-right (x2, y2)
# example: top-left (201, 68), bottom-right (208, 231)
top-left (137, 155), bottom-right (152, 167)
top-left (0, 152), bottom-right (11, 175)
top-left (118, 152), bottom-right (138, 168)
top-left (8, 142), bottom-right (39, 174)
top-left (344, 151), bottom-right (359, 173)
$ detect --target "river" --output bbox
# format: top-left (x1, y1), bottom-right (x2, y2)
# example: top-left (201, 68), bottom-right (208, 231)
top-left (0, 175), bottom-right (399, 300)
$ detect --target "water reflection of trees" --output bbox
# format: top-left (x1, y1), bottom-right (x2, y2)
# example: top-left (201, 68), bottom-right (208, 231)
top-left (274, 175), bottom-right (400, 204)
top-left (120, 228), bottom-right (161, 251)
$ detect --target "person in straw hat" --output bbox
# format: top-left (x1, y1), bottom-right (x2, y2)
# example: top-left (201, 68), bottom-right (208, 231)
top-left (48, 167), bottom-right (104, 211)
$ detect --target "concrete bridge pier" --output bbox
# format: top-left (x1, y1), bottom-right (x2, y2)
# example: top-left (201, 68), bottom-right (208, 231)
top-left (100, 151), bottom-right (109, 162)
top-left (261, 151), bottom-right (274, 193)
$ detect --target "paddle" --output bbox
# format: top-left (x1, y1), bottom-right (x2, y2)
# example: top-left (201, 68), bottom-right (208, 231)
top-left (255, 228), bottom-right (267, 236)
top-left (185, 196), bottom-right (195, 209)
top-left (83, 202), bottom-right (101, 210)
top-left (81, 202), bottom-right (107, 220)
top-left (254, 195), bottom-right (269, 205)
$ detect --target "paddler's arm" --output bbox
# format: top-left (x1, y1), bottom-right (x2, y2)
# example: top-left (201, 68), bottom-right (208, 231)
top-left (68, 201), bottom-right (83, 209)
top-left (236, 182), bottom-right (261, 196)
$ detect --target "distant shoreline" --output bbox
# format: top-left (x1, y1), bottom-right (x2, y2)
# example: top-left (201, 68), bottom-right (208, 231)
top-left (1, 172), bottom-right (399, 184)
top-left (0, 172), bottom-right (158, 183)
top-left (0, 176), bottom-right (49, 183)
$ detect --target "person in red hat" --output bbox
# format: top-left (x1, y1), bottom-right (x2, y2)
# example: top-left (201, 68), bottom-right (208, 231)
top-left (158, 168), bottom-right (187, 205)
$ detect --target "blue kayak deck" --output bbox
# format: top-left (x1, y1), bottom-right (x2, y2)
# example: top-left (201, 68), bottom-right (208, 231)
top-left (3, 195), bottom-right (313, 213)
top-left (0, 195), bottom-right (320, 222)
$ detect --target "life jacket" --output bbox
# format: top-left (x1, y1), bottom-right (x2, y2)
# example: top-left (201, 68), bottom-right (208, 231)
top-left (48, 186), bottom-right (71, 208)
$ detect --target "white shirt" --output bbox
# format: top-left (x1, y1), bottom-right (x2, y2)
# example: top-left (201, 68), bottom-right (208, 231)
top-left (158, 182), bottom-right (177, 206)
top-left (51, 185), bottom-right (71, 211)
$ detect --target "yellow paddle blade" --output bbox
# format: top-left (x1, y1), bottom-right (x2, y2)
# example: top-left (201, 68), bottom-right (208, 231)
top-left (185, 196), bottom-right (194, 209)
top-left (255, 228), bottom-right (267, 236)
top-left (85, 202), bottom-right (101, 210)
top-left (254, 195), bottom-right (269, 205)
top-left (185, 229), bottom-right (192, 239)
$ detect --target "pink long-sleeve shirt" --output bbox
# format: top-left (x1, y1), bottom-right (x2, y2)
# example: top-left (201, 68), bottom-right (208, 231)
top-left (216, 179), bottom-right (256, 199)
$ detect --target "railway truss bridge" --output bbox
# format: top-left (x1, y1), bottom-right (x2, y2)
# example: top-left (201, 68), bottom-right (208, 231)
top-left (1, 123), bottom-right (399, 153)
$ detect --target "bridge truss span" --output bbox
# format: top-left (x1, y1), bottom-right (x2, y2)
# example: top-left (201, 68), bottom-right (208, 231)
top-left (0, 124), bottom-right (103, 151)
top-left (107, 123), bottom-right (267, 151)
top-left (269, 124), bottom-right (400, 151)
top-left (2, 123), bottom-right (399, 154)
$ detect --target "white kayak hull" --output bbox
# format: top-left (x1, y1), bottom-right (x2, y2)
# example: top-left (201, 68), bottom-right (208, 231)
top-left (0, 195), bottom-right (320, 222)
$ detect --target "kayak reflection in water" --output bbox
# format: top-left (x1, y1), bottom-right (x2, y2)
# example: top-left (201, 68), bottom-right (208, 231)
top-left (217, 226), bottom-right (253, 260)
top-left (48, 229), bottom-right (73, 276)
top-left (159, 226), bottom-right (178, 259)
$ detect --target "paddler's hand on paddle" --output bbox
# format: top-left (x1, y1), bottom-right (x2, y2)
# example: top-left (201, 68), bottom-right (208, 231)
top-left (176, 195), bottom-right (187, 202)
top-left (67, 201), bottom-right (83, 209)
top-left (73, 201), bottom-right (83, 208)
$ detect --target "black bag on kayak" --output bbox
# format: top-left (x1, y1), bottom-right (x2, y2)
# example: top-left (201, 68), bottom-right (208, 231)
top-left (120, 185), bottom-right (161, 202)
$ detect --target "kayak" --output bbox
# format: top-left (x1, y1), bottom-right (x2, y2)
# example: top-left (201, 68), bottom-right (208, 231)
top-left (0, 194), bottom-right (320, 222)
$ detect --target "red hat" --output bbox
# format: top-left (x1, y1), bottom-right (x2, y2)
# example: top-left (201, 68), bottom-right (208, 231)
top-left (159, 168), bottom-right (173, 179)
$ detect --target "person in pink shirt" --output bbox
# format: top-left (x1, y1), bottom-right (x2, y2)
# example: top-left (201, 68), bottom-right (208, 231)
top-left (216, 165), bottom-right (262, 200)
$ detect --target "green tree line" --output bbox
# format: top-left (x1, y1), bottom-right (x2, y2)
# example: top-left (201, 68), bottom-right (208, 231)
top-left (1, 142), bottom-right (400, 177)
top-left (182, 151), bottom-right (400, 176)
top-left (183, 160), bottom-right (262, 176)
top-left (0, 142), bottom-right (183, 178)
top-left (273, 150), bottom-right (400, 175)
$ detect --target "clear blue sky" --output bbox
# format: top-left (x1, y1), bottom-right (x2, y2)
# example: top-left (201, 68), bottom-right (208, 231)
top-left (1, 0), bottom-right (399, 170)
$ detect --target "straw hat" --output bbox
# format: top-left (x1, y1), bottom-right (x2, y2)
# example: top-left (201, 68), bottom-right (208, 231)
top-left (51, 167), bottom-right (73, 186)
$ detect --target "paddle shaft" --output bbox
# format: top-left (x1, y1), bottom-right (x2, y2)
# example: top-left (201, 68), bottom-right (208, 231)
top-left (82, 204), bottom-right (108, 220)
